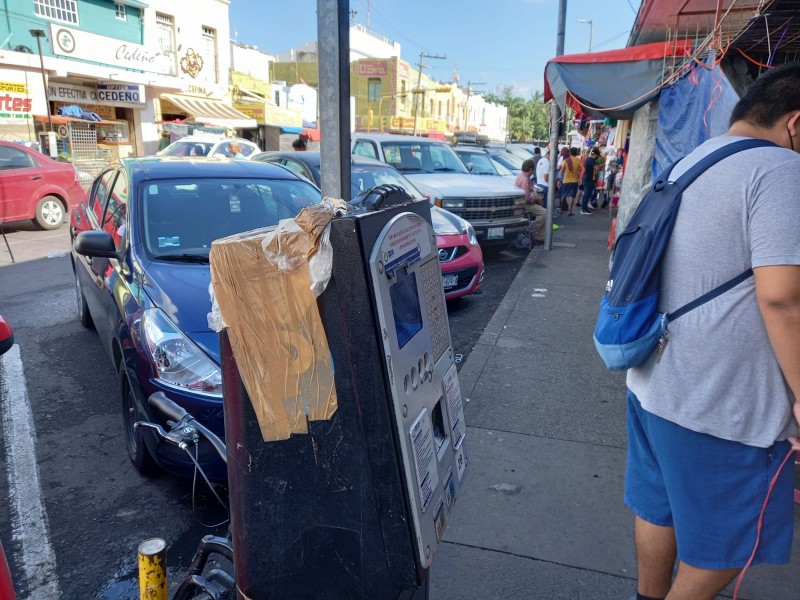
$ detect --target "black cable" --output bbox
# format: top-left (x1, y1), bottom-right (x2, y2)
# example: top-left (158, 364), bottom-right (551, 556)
top-left (184, 443), bottom-right (229, 529)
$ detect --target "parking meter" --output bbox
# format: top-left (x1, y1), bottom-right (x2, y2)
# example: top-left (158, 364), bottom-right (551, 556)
top-left (220, 190), bottom-right (468, 600)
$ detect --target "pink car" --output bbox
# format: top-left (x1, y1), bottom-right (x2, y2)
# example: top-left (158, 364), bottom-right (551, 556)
top-left (0, 141), bottom-right (85, 229)
top-left (431, 205), bottom-right (484, 300)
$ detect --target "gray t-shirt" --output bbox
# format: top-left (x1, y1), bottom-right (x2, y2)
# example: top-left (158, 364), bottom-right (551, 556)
top-left (627, 136), bottom-right (800, 447)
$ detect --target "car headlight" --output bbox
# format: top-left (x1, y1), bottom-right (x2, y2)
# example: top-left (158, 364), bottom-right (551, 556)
top-left (142, 308), bottom-right (222, 397)
top-left (514, 196), bottom-right (527, 206)
top-left (463, 222), bottom-right (478, 246)
top-left (441, 198), bottom-right (465, 209)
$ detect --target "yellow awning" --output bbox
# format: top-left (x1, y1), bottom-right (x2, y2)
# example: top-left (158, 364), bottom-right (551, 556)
top-left (160, 94), bottom-right (257, 129)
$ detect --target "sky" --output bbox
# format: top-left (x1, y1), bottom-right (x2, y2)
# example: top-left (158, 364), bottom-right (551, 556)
top-left (229, 0), bottom-right (642, 99)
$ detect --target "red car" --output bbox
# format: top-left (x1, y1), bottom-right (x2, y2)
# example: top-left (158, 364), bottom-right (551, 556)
top-left (431, 205), bottom-right (484, 300)
top-left (0, 141), bottom-right (85, 229)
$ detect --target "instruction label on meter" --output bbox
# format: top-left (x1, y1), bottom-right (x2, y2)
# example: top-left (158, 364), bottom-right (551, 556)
top-left (410, 408), bottom-right (438, 511)
top-left (443, 365), bottom-right (466, 449)
top-left (381, 218), bottom-right (432, 276)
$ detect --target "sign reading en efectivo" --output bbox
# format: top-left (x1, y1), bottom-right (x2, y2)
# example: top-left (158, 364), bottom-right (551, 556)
top-left (48, 81), bottom-right (145, 108)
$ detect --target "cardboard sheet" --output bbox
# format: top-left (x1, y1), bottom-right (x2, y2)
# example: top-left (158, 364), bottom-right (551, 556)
top-left (209, 210), bottom-right (338, 442)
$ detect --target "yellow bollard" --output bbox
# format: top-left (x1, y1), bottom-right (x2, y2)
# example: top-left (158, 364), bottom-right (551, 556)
top-left (138, 538), bottom-right (167, 600)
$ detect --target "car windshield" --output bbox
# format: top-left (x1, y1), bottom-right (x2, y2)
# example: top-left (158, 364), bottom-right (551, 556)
top-left (162, 141), bottom-right (213, 157)
top-left (379, 141), bottom-right (469, 175)
top-left (140, 178), bottom-right (322, 259)
top-left (490, 159), bottom-right (514, 176)
top-left (456, 150), bottom-right (498, 175)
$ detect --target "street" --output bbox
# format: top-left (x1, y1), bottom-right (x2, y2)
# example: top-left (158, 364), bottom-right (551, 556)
top-left (0, 224), bottom-right (529, 599)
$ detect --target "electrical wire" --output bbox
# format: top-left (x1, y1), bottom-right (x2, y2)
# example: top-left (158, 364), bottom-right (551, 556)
top-left (767, 17), bottom-right (793, 66)
top-left (732, 447), bottom-right (797, 600)
top-left (737, 47), bottom-right (773, 68)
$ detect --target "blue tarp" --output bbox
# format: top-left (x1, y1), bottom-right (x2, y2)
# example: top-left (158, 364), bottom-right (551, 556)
top-left (653, 56), bottom-right (740, 179)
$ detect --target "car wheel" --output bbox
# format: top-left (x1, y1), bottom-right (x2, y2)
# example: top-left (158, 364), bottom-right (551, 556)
top-left (74, 270), bottom-right (94, 329)
top-left (120, 361), bottom-right (157, 474)
top-left (33, 195), bottom-right (65, 230)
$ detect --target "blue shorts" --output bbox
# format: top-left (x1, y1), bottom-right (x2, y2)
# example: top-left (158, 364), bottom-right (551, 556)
top-left (561, 182), bottom-right (578, 199)
top-left (625, 390), bottom-right (795, 569)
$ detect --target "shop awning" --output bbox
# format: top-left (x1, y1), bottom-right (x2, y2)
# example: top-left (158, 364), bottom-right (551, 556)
top-left (161, 94), bottom-right (257, 129)
top-left (544, 40), bottom-right (693, 120)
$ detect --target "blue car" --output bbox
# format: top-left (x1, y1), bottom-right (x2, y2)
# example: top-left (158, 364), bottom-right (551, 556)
top-left (70, 157), bottom-right (322, 480)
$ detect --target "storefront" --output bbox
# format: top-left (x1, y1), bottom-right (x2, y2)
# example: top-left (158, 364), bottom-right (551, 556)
top-left (0, 67), bottom-right (48, 142)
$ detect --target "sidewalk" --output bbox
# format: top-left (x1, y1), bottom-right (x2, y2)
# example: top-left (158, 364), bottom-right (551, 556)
top-left (430, 210), bottom-right (800, 600)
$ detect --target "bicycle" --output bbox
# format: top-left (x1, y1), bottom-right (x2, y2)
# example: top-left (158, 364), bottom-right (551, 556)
top-left (134, 392), bottom-right (234, 600)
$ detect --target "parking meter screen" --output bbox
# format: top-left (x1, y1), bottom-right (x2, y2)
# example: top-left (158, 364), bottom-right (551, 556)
top-left (390, 266), bottom-right (423, 348)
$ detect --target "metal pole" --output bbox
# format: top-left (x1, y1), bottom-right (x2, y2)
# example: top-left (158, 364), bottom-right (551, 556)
top-left (413, 51), bottom-right (424, 136)
top-left (0, 220), bottom-right (14, 264)
top-left (544, 0), bottom-right (567, 251)
top-left (317, 0), bottom-right (351, 200)
top-left (34, 34), bottom-right (53, 132)
top-left (137, 538), bottom-right (167, 600)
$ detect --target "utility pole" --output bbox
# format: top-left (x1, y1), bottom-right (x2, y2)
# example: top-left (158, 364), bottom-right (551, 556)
top-left (544, 0), bottom-right (567, 251)
top-left (412, 51), bottom-right (446, 136)
top-left (462, 81), bottom-right (485, 132)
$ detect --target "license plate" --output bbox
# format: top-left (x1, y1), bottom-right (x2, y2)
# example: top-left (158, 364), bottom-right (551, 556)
top-left (442, 274), bottom-right (458, 288)
top-left (487, 226), bottom-right (505, 240)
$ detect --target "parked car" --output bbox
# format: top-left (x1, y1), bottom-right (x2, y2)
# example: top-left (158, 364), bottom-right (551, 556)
top-left (252, 151), bottom-right (484, 300)
top-left (454, 146), bottom-right (508, 176)
top-left (508, 143), bottom-right (540, 157)
top-left (0, 141), bottom-right (85, 229)
top-left (70, 157), bottom-right (322, 480)
top-left (351, 133), bottom-right (527, 246)
top-left (157, 136), bottom-right (260, 160)
top-left (485, 147), bottom-right (527, 175)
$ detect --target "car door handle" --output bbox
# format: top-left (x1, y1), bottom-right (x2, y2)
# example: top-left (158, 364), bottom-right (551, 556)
top-left (31, 175), bottom-right (42, 180)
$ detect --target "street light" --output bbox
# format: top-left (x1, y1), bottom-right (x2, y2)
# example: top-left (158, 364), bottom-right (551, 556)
top-left (29, 29), bottom-right (53, 132)
top-left (577, 18), bottom-right (594, 52)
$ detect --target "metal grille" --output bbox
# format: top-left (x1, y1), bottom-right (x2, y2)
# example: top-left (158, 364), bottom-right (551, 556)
top-left (34, 0), bottom-right (78, 24)
top-left (68, 123), bottom-right (110, 190)
top-left (463, 196), bottom-right (517, 209)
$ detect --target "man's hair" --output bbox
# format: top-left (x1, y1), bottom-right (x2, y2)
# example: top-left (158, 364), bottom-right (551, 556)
top-left (521, 158), bottom-right (535, 173)
top-left (534, 147), bottom-right (541, 155)
top-left (590, 147), bottom-right (600, 156)
top-left (730, 62), bottom-right (800, 128)
top-left (292, 138), bottom-right (307, 149)
top-left (569, 147), bottom-right (579, 156)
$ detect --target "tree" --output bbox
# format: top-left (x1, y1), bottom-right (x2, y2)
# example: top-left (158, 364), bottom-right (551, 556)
top-left (486, 86), bottom-right (550, 142)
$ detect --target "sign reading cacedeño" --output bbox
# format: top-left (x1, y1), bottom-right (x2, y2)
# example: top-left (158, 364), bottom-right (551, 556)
top-left (48, 82), bottom-right (145, 108)
top-left (49, 24), bottom-right (174, 76)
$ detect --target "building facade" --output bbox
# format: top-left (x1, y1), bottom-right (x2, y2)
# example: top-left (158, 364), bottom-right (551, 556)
top-left (0, 0), bottom-right (253, 159)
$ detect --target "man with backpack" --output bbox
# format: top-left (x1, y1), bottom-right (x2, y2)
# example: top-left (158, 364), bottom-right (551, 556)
top-left (616, 64), bottom-right (800, 600)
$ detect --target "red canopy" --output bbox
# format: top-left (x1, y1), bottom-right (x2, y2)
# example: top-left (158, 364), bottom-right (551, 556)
top-left (544, 40), bottom-right (693, 119)
top-left (301, 127), bottom-right (321, 142)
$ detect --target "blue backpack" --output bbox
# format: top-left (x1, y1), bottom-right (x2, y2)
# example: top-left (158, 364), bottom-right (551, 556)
top-left (593, 138), bottom-right (775, 371)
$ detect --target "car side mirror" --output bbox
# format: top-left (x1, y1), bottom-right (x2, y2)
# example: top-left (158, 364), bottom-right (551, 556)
top-left (0, 316), bottom-right (13, 356)
top-left (74, 230), bottom-right (117, 258)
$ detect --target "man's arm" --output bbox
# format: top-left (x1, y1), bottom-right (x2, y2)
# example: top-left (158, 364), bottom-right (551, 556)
top-left (754, 264), bottom-right (800, 449)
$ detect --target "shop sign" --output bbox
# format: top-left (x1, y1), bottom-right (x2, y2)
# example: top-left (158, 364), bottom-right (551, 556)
top-left (49, 24), bottom-right (174, 76)
top-left (48, 81), bottom-right (142, 109)
top-left (0, 70), bottom-right (46, 122)
top-left (234, 103), bottom-right (265, 122)
top-left (95, 83), bottom-right (145, 106)
top-left (358, 60), bottom-right (388, 77)
top-left (182, 83), bottom-right (225, 100)
top-left (397, 60), bottom-right (410, 80)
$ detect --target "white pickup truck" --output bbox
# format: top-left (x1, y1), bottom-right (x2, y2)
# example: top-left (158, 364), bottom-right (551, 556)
top-left (351, 133), bottom-right (529, 246)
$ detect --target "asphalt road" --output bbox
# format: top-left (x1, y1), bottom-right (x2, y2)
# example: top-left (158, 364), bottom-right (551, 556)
top-left (0, 224), bottom-right (530, 599)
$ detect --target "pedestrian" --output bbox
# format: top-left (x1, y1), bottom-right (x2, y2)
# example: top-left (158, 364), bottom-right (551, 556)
top-left (514, 159), bottom-right (546, 245)
top-left (535, 147), bottom-right (550, 210)
top-left (531, 146), bottom-right (543, 183)
top-left (292, 137), bottom-right (307, 151)
top-left (158, 130), bottom-right (171, 152)
top-left (229, 142), bottom-right (245, 159)
top-left (624, 62), bottom-right (800, 600)
top-left (559, 147), bottom-right (582, 216)
top-left (578, 147), bottom-right (600, 214)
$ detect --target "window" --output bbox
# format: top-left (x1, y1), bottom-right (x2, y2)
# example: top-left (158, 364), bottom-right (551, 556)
top-left (201, 26), bottom-right (218, 84)
top-left (156, 13), bottom-right (176, 71)
top-left (34, 0), bottom-right (78, 24)
top-left (89, 171), bottom-right (117, 226)
top-left (104, 170), bottom-right (129, 247)
top-left (352, 141), bottom-right (377, 160)
top-left (0, 145), bottom-right (36, 170)
top-left (368, 78), bottom-right (382, 103)
top-left (115, 2), bottom-right (126, 20)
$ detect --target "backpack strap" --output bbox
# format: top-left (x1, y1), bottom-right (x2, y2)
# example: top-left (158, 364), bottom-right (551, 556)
top-left (666, 268), bottom-right (753, 324)
top-left (670, 138), bottom-right (778, 191)
top-left (661, 139), bottom-right (774, 326)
